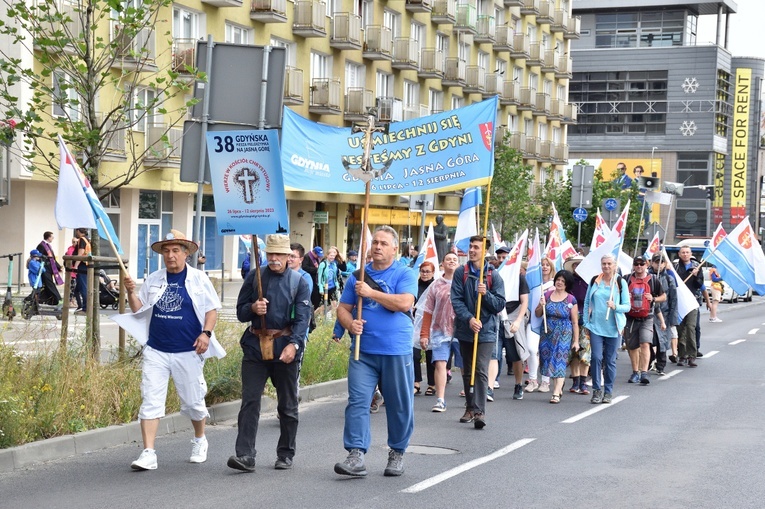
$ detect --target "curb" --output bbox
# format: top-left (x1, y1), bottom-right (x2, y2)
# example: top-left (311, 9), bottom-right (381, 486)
top-left (0, 378), bottom-right (348, 473)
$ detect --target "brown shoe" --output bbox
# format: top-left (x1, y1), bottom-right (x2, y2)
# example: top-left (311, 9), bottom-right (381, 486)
top-left (473, 413), bottom-right (486, 429)
top-left (687, 358), bottom-right (698, 367)
top-left (459, 410), bottom-right (474, 423)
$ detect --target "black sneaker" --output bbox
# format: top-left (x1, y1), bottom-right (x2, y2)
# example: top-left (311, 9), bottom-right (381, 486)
top-left (227, 455), bottom-right (256, 472)
top-left (473, 413), bottom-right (486, 429)
top-left (513, 384), bottom-right (524, 400)
top-left (383, 449), bottom-right (404, 477)
top-left (656, 369), bottom-right (666, 376)
top-left (696, 351), bottom-right (704, 358)
top-left (274, 457), bottom-right (293, 470)
top-left (639, 372), bottom-right (650, 385)
top-left (668, 354), bottom-right (678, 364)
top-left (334, 449), bottom-right (367, 477)
top-left (590, 390), bottom-right (603, 404)
top-left (602, 392), bottom-right (613, 404)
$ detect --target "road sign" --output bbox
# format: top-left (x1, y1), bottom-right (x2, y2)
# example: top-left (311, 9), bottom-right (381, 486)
top-left (570, 188), bottom-right (593, 208)
top-left (642, 222), bottom-right (665, 239)
top-left (604, 198), bottom-right (618, 211)
top-left (571, 165), bottom-right (595, 187)
top-left (573, 208), bottom-right (588, 223)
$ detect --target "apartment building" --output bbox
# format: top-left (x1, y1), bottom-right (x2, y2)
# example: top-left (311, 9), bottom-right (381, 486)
top-left (0, 0), bottom-right (579, 281)
top-left (568, 0), bottom-right (764, 243)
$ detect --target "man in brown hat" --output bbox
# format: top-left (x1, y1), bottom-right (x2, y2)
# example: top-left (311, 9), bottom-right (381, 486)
top-left (119, 229), bottom-right (224, 471)
top-left (228, 234), bottom-right (312, 473)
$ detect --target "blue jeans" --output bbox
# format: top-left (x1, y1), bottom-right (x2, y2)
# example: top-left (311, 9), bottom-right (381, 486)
top-left (343, 353), bottom-right (413, 453)
top-left (75, 271), bottom-right (87, 309)
top-left (450, 340), bottom-right (463, 369)
top-left (590, 332), bottom-right (619, 394)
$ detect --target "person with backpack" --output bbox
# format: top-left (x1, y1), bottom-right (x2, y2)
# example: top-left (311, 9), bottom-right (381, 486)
top-left (582, 253), bottom-right (630, 404)
top-left (450, 235), bottom-right (505, 429)
top-left (649, 253), bottom-right (678, 375)
top-left (624, 256), bottom-right (666, 385)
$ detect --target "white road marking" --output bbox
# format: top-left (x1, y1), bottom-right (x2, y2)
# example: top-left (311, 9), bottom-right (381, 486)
top-left (703, 350), bottom-right (719, 358)
top-left (729, 339), bottom-right (746, 345)
top-left (560, 395), bottom-right (629, 424)
top-left (401, 439), bottom-right (536, 493)
top-left (658, 370), bottom-right (683, 381)
top-left (748, 328), bottom-right (759, 335)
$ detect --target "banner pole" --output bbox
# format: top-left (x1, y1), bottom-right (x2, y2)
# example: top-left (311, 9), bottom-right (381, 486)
top-left (470, 180), bottom-right (492, 394)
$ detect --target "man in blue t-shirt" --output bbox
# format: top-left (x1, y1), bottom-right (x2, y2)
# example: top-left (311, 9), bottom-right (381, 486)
top-left (122, 229), bottom-right (222, 471)
top-left (334, 226), bottom-right (417, 478)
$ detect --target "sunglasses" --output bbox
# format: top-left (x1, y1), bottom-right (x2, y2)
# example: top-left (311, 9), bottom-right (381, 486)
top-left (633, 261), bottom-right (646, 266)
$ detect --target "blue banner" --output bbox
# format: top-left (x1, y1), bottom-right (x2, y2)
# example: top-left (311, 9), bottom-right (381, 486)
top-left (206, 130), bottom-right (289, 235)
top-left (281, 96), bottom-right (498, 194)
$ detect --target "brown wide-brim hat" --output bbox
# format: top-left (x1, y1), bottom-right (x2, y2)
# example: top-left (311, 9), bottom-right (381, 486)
top-left (563, 255), bottom-right (584, 273)
top-left (151, 229), bottom-right (199, 255)
top-left (265, 234), bottom-right (292, 255)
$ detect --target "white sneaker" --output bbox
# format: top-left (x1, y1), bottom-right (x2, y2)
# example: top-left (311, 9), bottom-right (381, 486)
top-left (538, 382), bottom-right (550, 393)
top-left (525, 379), bottom-right (539, 393)
top-left (190, 437), bottom-right (208, 463)
top-left (709, 317), bottom-right (723, 323)
top-left (493, 381), bottom-right (500, 389)
top-left (131, 449), bottom-right (158, 470)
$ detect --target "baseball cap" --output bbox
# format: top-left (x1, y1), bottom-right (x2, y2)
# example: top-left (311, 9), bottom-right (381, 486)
top-left (633, 255), bottom-right (647, 265)
top-left (495, 245), bottom-right (511, 254)
top-left (313, 246), bottom-right (324, 258)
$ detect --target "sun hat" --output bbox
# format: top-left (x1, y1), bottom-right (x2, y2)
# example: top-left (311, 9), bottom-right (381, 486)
top-left (151, 229), bottom-right (199, 255)
top-left (563, 255), bottom-right (584, 273)
top-left (265, 234), bottom-right (292, 255)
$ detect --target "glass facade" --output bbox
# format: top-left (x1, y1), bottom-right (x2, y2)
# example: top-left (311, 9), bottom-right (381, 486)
top-left (595, 10), bottom-right (688, 48)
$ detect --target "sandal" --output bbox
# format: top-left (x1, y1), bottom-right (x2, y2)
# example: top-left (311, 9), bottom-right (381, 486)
top-left (414, 384), bottom-right (421, 395)
top-left (550, 394), bottom-right (561, 404)
top-left (424, 386), bottom-right (436, 396)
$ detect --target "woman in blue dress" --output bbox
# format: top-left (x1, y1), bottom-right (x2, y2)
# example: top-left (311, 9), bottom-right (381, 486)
top-left (535, 270), bottom-right (580, 404)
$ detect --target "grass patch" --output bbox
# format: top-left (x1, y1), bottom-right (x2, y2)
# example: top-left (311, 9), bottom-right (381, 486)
top-left (0, 318), bottom-right (350, 449)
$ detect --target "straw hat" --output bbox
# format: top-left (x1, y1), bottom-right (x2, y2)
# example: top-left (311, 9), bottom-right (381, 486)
top-left (265, 234), bottom-right (292, 255)
top-left (151, 229), bottom-right (199, 255)
top-left (563, 255), bottom-right (584, 273)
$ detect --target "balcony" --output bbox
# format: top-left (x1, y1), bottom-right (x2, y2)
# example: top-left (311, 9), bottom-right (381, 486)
top-left (202, 0), bottom-right (241, 7)
top-left (309, 78), bottom-right (341, 115)
top-left (377, 96), bottom-right (403, 123)
top-left (484, 73), bottom-right (502, 99)
top-left (508, 131), bottom-right (525, 152)
top-left (553, 143), bottom-right (569, 163)
top-left (363, 25), bottom-right (392, 61)
top-left (527, 42), bottom-right (543, 66)
top-left (403, 104), bottom-right (429, 121)
top-left (464, 66), bottom-right (486, 94)
top-left (541, 50), bottom-right (558, 73)
top-left (112, 27), bottom-right (157, 71)
top-left (494, 26), bottom-right (513, 52)
top-left (145, 125), bottom-right (183, 167)
top-left (524, 136), bottom-right (540, 159)
top-left (500, 80), bottom-right (520, 105)
top-left (454, 3), bottom-right (476, 34)
top-left (551, 9), bottom-right (568, 33)
top-left (330, 12), bottom-right (362, 50)
top-left (504, 0), bottom-right (523, 6)
top-left (431, 0), bottom-right (456, 24)
top-left (344, 88), bottom-right (374, 122)
top-left (536, 0), bottom-right (553, 24)
top-left (171, 38), bottom-right (196, 75)
top-left (293, 1), bottom-right (326, 38)
top-left (518, 87), bottom-right (534, 111)
top-left (419, 48), bottom-right (445, 79)
top-left (549, 98), bottom-right (563, 120)
top-left (534, 92), bottom-right (551, 116)
top-left (48, 3), bottom-right (84, 54)
top-left (474, 15), bottom-right (495, 43)
top-left (406, 0), bottom-right (432, 13)
top-left (442, 58), bottom-right (466, 87)
top-left (250, 0), bottom-right (287, 22)
top-left (99, 114), bottom-right (126, 156)
top-left (510, 33), bottom-right (529, 59)
top-left (564, 16), bottom-right (581, 39)
top-left (539, 140), bottom-right (552, 161)
top-left (562, 103), bottom-right (578, 124)
top-left (392, 37), bottom-right (419, 70)
top-left (495, 125), bottom-right (508, 148)
top-left (284, 66), bottom-right (304, 105)
top-left (520, 0), bottom-right (540, 16)
top-left (555, 56), bottom-right (572, 79)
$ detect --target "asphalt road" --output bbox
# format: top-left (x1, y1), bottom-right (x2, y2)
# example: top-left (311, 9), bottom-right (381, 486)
top-left (3, 299), bottom-right (765, 509)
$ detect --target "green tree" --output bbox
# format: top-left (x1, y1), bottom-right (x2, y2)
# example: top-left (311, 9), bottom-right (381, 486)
top-left (0, 0), bottom-right (201, 354)
top-left (489, 139), bottom-right (536, 241)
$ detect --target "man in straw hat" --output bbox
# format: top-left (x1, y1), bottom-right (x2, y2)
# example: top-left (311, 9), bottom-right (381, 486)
top-left (120, 229), bottom-right (224, 471)
top-left (228, 234), bottom-right (311, 473)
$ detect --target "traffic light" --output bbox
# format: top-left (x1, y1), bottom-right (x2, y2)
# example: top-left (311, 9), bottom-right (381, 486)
top-left (705, 186), bottom-right (714, 201)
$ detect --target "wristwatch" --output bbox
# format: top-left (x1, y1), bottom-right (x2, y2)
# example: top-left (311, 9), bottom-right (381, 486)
top-left (292, 342), bottom-right (300, 351)
top-left (202, 330), bottom-right (212, 338)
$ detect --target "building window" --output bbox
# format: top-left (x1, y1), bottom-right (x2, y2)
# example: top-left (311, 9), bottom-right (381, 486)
top-left (428, 89), bottom-right (443, 114)
top-left (173, 6), bottom-right (201, 40)
top-left (270, 38), bottom-right (296, 67)
top-left (345, 61), bottom-right (365, 89)
top-left (595, 10), bottom-right (685, 49)
top-left (130, 87), bottom-right (158, 132)
top-left (52, 70), bottom-right (80, 121)
top-left (715, 69), bottom-right (732, 138)
top-left (310, 51), bottom-right (332, 80)
top-left (569, 70), bottom-right (668, 135)
top-left (451, 95), bottom-right (463, 110)
top-left (675, 154), bottom-right (709, 236)
top-left (225, 23), bottom-right (251, 45)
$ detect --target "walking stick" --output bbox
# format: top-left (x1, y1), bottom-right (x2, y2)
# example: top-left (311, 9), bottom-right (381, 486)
top-left (469, 181), bottom-right (492, 393)
top-left (252, 235), bottom-right (274, 360)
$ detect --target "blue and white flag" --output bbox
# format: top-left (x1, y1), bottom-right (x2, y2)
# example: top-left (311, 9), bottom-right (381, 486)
top-left (453, 187), bottom-right (482, 253)
top-left (526, 229), bottom-right (543, 334)
top-left (707, 217), bottom-right (765, 296)
top-left (281, 97), bottom-right (498, 195)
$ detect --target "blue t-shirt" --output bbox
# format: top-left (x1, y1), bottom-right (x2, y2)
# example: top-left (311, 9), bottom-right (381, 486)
top-left (340, 261), bottom-right (417, 356)
top-left (148, 268), bottom-right (201, 353)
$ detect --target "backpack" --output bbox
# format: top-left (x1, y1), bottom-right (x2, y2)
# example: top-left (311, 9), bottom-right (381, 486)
top-left (461, 263), bottom-right (493, 289)
top-left (624, 274), bottom-right (657, 318)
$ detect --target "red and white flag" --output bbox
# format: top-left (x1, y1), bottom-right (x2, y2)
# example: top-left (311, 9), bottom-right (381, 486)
top-left (590, 208), bottom-right (611, 251)
top-left (644, 232), bottom-right (661, 260)
top-left (498, 229), bottom-right (528, 302)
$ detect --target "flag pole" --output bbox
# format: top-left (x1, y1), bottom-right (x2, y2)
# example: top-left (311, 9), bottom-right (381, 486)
top-left (97, 217), bottom-right (127, 275)
top-left (354, 180), bottom-right (371, 361)
top-left (469, 180), bottom-right (492, 394)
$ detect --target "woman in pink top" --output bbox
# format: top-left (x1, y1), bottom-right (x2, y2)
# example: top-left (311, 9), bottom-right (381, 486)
top-left (419, 252), bottom-right (459, 413)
